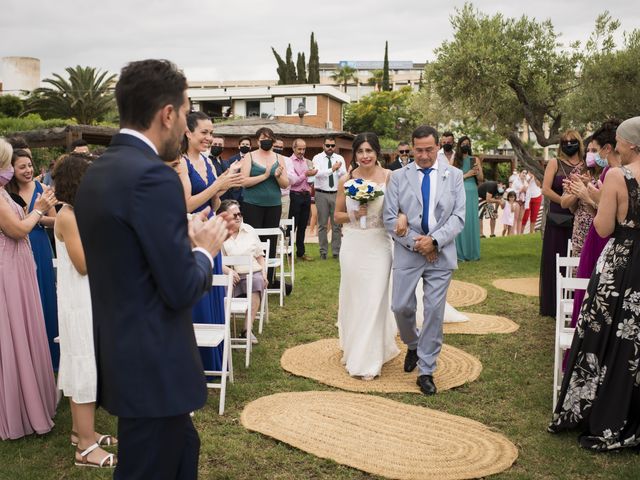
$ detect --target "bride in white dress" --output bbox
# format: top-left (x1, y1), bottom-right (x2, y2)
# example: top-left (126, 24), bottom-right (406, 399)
top-left (334, 133), bottom-right (399, 380)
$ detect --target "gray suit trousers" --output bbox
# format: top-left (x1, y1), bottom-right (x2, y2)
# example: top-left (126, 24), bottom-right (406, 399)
top-left (391, 265), bottom-right (452, 375)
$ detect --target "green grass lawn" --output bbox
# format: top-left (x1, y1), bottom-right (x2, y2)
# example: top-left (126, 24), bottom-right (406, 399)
top-left (2, 234), bottom-right (639, 479)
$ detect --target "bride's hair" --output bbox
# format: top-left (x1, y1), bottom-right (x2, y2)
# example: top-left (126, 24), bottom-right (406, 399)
top-left (351, 132), bottom-right (381, 173)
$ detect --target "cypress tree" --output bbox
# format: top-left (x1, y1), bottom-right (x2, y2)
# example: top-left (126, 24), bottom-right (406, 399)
top-left (308, 32), bottom-right (320, 84)
top-left (272, 47), bottom-right (288, 84)
top-left (297, 52), bottom-right (307, 84)
top-left (285, 44), bottom-right (297, 84)
top-left (382, 41), bottom-right (391, 91)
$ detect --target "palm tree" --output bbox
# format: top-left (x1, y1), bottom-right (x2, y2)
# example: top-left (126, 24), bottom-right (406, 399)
top-left (367, 69), bottom-right (385, 91)
top-left (330, 65), bottom-right (358, 92)
top-left (25, 66), bottom-right (116, 124)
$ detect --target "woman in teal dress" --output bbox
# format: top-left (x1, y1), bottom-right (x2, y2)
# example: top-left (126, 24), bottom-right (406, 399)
top-left (453, 136), bottom-right (482, 261)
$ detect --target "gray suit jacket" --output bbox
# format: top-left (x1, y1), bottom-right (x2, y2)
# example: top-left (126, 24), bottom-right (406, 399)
top-left (383, 161), bottom-right (466, 270)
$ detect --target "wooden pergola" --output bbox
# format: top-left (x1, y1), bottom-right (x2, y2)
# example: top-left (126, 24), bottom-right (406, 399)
top-left (12, 124), bottom-right (117, 151)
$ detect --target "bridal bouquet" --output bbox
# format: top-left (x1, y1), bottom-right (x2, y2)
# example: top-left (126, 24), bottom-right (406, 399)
top-left (344, 178), bottom-right (384, 229)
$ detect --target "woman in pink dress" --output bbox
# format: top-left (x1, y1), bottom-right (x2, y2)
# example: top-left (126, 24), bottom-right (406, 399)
top-left (0, 138), bottom-right (58, 440)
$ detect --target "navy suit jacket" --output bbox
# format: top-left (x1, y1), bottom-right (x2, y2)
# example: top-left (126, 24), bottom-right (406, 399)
top-left (387, 157), bottom-right (414, 171)
top-left (75, 133), bottom-right (211, 418)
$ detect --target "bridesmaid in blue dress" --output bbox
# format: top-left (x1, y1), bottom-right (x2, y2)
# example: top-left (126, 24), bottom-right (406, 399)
top-left (178, 112), bottom-right (243, 373)
top-left (453, 136), bottom-right (482, 261)
top-left (8, 149), bottom-right (59, 369)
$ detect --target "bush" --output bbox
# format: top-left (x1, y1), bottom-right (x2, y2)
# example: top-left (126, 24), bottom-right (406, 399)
top-left (0, 95), bottom-right (24, 117)
top-left (0, 114), bottom-right (73, 137)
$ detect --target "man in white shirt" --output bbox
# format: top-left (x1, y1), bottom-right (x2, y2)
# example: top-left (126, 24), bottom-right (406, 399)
top-left (312, 136), bottom-right (347, 259)
top-left (437, 131), bottom-right (455, 165)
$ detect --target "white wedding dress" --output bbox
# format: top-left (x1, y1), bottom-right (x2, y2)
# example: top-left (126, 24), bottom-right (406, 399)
top-left (338, 185), bottom-right (400, 378)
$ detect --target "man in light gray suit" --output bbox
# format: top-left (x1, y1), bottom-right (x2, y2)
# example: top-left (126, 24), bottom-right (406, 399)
top-left (383, 125), bottom-right (466, 395)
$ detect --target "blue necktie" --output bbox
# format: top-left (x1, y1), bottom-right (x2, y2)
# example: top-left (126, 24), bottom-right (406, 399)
top-left (420, 168), bottom-right (433, 234)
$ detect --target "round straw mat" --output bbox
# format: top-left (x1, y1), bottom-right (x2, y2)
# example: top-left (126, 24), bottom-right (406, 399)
top-left (242, 391), bottom-right (518, 480)
top-left (492, 277), bottom-right (539, 297)
top-left (443, 312), bottom-right (519, 335)
top-left (447, 280), bottom-right (487, 307)
top-left (280, 339), bottom-right (481, 393)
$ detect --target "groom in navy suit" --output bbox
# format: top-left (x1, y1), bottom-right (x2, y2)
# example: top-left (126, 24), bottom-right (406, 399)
top-left (76, 59), bottom-right (229, 479)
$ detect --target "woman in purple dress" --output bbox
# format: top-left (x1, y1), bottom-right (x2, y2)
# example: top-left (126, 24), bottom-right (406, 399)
top-left (0, 138), bottom-right (57, 440)
top-left (539, 130), bottom-right (585, 317)
top-left (177, 112), bottom-right (243, 371)
top-left (565, 120), bottom-right (622, 330)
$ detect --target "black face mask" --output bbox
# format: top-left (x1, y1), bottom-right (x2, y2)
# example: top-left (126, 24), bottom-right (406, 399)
top-left (442, 143), bottom-right (454, 153)
top-left (461, 145), bottom-right (472, 155)
top-left (273, 148), bottom-right (284, 155)
top-left (259, 139), bottom-right (273, 151)
top-left (561, 142), bottom-right (580, 157)
top-left (210, 146), bottom-right (223, 158)
top-left (239, 145), bottom-right (251, 154)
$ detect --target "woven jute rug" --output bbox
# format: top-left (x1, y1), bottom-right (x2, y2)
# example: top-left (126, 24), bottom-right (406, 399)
top-left (280, 339), bottom-right (481, 393)
top-left (447, 280), bottom-right (487, 307)
top-left (443, 312), bottom-right (519, 335)
top-left (241, 391), bottom-right (518, 480)
top-left (492, 277), bottom-right (539, 297)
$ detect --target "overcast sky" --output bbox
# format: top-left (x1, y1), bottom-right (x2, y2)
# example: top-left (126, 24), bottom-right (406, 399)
top-left (1, 0), bottom-right (637, 83)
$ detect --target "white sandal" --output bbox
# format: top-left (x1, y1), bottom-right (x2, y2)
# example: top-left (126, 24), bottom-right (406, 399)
top-left (75, 443), bottom-right (117, 468)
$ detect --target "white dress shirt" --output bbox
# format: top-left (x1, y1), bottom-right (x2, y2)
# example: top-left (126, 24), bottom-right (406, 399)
top-left (312, 152), bottom-right (346, 192)
top-left (416, 158), bottom-right (439, 234)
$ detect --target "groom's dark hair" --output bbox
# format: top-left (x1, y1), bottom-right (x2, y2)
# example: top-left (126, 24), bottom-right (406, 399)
top-left (116, 59), bottom-right (188, 130)
top-left (412, 125), bottom-right (439, 145)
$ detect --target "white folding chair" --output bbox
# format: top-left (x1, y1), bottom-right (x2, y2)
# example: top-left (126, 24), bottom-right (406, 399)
top-left (221, 255), bottom-right (254, 368)
top-left (257, 240), bottom-right (270, 334)
top-left (193, 272), bottom-right (234, 415)
top-left (556, 253), bottom-right (580, 312)
top-left (279, 217), bottom-right (295, 286)
top-left (253, 227), bottom-right (286, 307)
top-left (552, 254), bottom-right (589, 411)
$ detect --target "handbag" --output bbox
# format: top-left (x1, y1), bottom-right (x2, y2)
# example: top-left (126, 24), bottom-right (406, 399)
top-left (546, 212), bottom-right (574, 228)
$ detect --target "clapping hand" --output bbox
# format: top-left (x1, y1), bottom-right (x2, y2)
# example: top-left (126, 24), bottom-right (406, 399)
top-left (35, 186), bottom-right (57, 211)
top-left (332, 161), bottom-right (342, 172)
top-left (275, 165), bottom-right (284, 178)
top-left (189, 209), bottom-right (229, 256)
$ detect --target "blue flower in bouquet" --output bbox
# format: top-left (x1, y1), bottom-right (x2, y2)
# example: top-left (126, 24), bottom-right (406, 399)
top-left (344, 178), bottom-right (384, 204)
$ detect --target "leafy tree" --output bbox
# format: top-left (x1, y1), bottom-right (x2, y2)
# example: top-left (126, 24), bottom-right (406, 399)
top-left (296, 52), bottom-right (307, 84)
top-left (567, 13), bottom-right (640, 126)
top-left (308, 32), bottom-right (320, 84)
top-left (426, 3), bottom-right (582, 176)
top-left (367, 69), bottom-right (385, 91)
top-left (330, 65), bottom-right (358, 92)
top-left (382, 41), bottom-right (391, 91)
top-left (344, 87), bottom-right (417, 139)
top-left (0, 95), bottom-right (24, 117)
top-left (24, 66), bottom-right (116, 125)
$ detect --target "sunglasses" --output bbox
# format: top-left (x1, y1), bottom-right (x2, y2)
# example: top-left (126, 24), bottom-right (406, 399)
top-left (232, 212), bottom-right (242, 219)
top-left (324, 144), bottom-right (336, 148)
top-left (399, 150), bottom-right (410, 154)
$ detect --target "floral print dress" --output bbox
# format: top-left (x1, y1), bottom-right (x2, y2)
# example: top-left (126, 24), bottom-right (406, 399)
top-left (549, 166), bottom-right (640, 451)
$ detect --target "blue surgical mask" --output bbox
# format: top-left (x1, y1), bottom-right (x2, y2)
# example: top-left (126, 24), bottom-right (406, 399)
top-left (497, 187), bottom-right (505, 194)
top-left (594, 152), bottom-right (608, 168)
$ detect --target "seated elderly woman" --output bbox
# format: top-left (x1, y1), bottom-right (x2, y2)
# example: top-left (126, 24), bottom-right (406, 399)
top-left (217, 199), bottom-right (267, 342)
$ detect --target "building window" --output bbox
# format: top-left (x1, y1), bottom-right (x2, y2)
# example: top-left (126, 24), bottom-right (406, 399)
top-left (286, 97), bottom-right (306, 115)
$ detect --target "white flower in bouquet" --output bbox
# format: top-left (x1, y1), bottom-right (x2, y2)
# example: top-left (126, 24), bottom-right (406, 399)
top-left (344, 178), bottom-right (384, 228)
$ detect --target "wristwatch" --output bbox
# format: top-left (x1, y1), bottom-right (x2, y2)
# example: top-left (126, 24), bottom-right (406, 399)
top-left (430, 237), bottom-right (438, 248)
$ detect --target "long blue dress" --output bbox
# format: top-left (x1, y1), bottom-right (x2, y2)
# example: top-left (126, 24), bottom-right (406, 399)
top-left (184, 154), bottom-right (226, 373)
top-left (455, 156), bottom-right (481, 261)
top-left (28, 181), bottom-right (59, 369)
